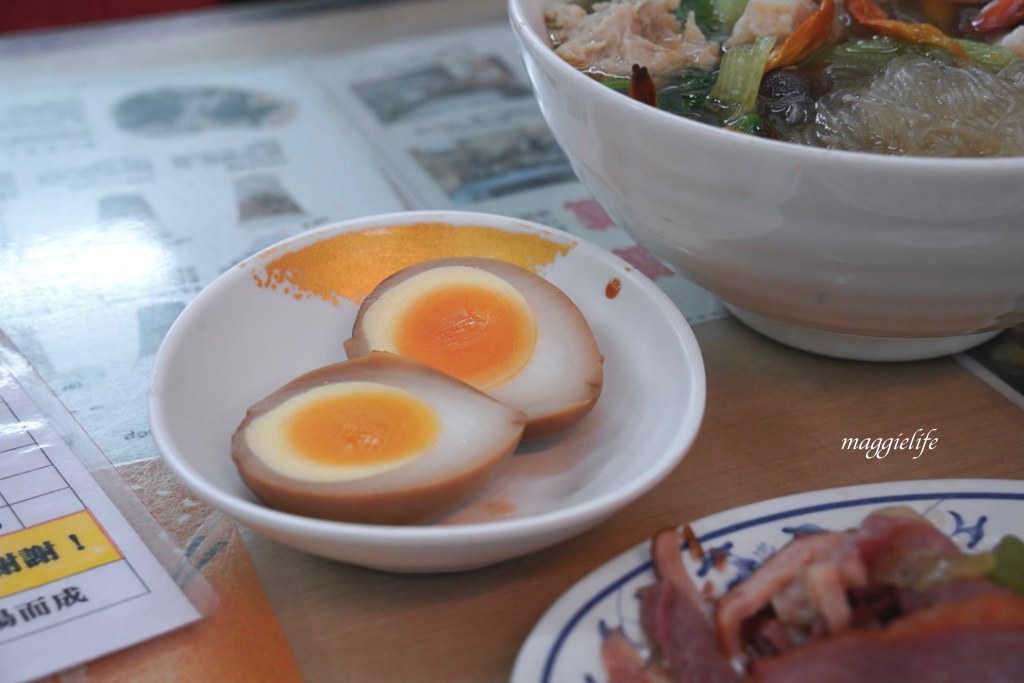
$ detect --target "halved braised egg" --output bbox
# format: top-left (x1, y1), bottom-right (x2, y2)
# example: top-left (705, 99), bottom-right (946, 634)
top-left (344, 257), bottom-right (603, 439)
top-left (231, 352), bottom-right (525, 525)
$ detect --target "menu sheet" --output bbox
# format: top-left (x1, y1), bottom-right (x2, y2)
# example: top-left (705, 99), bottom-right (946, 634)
top-left (0, 364), bottom-right (200, 683)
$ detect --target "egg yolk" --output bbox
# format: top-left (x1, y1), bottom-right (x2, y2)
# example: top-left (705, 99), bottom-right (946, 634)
top-left (394, 283), bottom-right (535, 389)
top-left (245, 382), bottom-right (443, 480)
top-left (361, 267), bottom-right (537, 390)
top-left (284, 389), bottom-right (441, 466)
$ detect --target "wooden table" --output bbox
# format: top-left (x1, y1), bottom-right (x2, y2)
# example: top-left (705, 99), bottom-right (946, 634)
top-left (2, 2), bottom-right (1022, 681)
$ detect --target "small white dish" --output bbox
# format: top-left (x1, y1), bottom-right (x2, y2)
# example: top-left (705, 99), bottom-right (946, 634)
top-left (512, 478), bottom-right (1024, 681)
top-left (149, 210), bottom-right (705, 572)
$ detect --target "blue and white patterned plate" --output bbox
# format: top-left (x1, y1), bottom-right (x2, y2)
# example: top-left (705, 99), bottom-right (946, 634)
top-left (511, 479), bottom-right (1024, 683)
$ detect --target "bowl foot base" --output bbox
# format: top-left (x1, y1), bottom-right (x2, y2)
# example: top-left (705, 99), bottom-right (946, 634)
top-left (724, 304), bottom-right (999, 361)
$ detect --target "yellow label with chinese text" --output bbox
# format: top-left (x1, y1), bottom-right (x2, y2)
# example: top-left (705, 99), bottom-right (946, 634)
top-left (0, 510), bottom-right (122, 598)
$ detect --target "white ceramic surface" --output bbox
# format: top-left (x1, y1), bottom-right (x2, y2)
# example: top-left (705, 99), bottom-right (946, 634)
top-left (508, 0), bottom-right (1024, 360)
top-left (149, 210), bottom-right (706, 572)
top-left (512, 478), bottom-right (1024, 682)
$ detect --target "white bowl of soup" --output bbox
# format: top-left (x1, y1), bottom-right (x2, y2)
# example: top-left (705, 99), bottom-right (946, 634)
top-left (509, 0), bottom-right (1024, 360)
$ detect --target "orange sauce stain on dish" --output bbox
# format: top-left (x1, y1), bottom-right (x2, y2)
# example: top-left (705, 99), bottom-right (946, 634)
top-left (285, 390), bottom-right (440, 466)
top-left (482, 498), bottom-right (518, 516)
top-left (605, 277), bottom-right (622, 299)
top-left (251, 222), bottom-right (574, 304)
top-left (438, 497), bottom-right (518, 524)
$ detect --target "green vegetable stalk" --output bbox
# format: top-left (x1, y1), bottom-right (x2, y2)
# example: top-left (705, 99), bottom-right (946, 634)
top-left (711, 36), bottom-right (777, 115)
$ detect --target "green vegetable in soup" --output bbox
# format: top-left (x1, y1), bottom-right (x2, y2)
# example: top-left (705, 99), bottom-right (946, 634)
top-left (673, 0), bottom-right (796, 41)
top-left (811, 35), bottom-right (1021, 87)
top-left (957, 39), bottom-right (1022, 70)
top-left (658, 70), bottom-right (719, 116)
top-left (601, 77), bottom-right (632, 95)
top-left (675, 0), bottom-right (724, 41)
top-left (809, 37), bottom-right (909, 84)
top-left (724, 112), bottom-right (764, 134)
top-left (711, 36), bottom-right (776, 114)
top-left (713, 0), bottom-right (749, 34)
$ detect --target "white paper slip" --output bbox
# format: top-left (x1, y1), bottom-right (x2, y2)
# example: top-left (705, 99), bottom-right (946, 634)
top-left (0, 365), bottom-right (201, 683)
